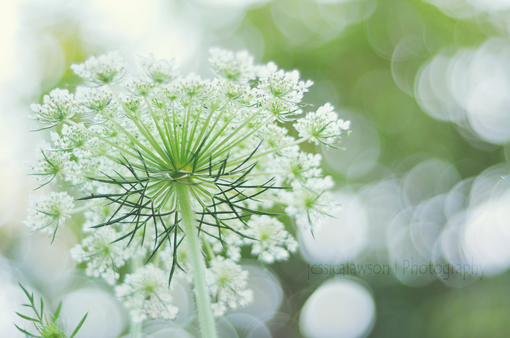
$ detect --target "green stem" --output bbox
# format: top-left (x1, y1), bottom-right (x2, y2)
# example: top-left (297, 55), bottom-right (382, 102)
top-left (129, 322), bottom-right (142, 338)
top-left (130, 255), bottom-right (143, 338)
top-left (174, 182), bottom-right (217, 338)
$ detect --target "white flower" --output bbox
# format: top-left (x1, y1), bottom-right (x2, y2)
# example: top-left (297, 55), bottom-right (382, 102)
top-left (255, 62), bottom-right (312, 120)
top-left (258, 62), bottom-right (313, 100)
top-left (30, 89), bottom-right (75, 126)
top-left (75, 86), bottom-right (113, 113)
top-left (294, 103), bottom-right (349, 146)
top-left (71, 227), bottom-right (131, 285)
top-left (115, 264), bottom-right (179, 323)
top-left (28, 141), bottom-right (72, 184)
top-left (206, 257), bottom-right (253, 317)
top-left (71, 51), bottom-right (127, 84)
top-left (125, 78), bottom-right (156, 97)
top-left (338, 119), bottom-right (351, 130)
top-left (209, 48), bottom-right (256, 84)
top-left (51, 123), bottom-right (90, 150)
top-left (24, 192), bottom-right (74, 235)
top-left (281, 177), bottom-right (336, 231)
top-left (273, 150), bottom-right (323, 183)
top-left (138, 54), bottom-right (177, 84)
top-left (244, 215), bottom-right (297, 263)
top-left (176, 73), bottom-right (212, 98)
top-left (27, 49), bottom-right (350, 327)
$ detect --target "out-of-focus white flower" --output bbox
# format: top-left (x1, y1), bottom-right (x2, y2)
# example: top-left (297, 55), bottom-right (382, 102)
top-left (71, 227), bottom-right (132, 285)
top-left (206, 257), bottom-right (253, 316)
top-left (209, 48), bottom-right (256, 84)
top-left (24, 192), bottom-right (74, 235)
top-left (138, 54), bottom-right (177, 84)
top-left (244, 215), bottom-right (297, 263)
top-left (115, 264), bottom-right (179, 323)
top-left (281, 177), bottom-right (336, 231)
top-left (71, 51), bottom-right (127, 85)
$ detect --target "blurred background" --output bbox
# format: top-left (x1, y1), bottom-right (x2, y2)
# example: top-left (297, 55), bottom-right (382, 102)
top-left (2, 0), bottom-right (510, 337)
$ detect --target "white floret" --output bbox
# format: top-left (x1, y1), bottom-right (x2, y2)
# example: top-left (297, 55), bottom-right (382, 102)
top-left (30, 89), bottom-right (76, 125)
top-left (209, 48), bottom-right (256, 84)
top-left (138, 54), bottom-right (177, 84)
top-left (294, 103), bottom-right (350, 146)
top-left (71, 227), bottom-right (131, 285)
top-left (115, 264), bottom-right (179, 323)
top-left (71, 51), bottom-right (127, 84)
top-left (206, 257), bottom-right (253, 316)
top-left (244, 215), bottom-right (297, 263)
top-left (24, 192), bottom-right (75, 234)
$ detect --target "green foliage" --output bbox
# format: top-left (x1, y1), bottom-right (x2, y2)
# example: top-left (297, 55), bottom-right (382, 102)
top-left (15, 283), bottom-right (88, 338)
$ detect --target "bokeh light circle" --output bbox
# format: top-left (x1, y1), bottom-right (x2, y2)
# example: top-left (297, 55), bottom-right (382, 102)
top-left (300, 278), bottom-right (375, 338)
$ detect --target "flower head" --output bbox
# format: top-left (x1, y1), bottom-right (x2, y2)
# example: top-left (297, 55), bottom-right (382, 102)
top-left (71, 227), bottom-right (132, 285)
top-left (244, 215), bottom-right (298, 263)
top-left (30, 89), bottom-right (76, 127)
top-left (115, 264), bottom-right (179, 322)
top-left (206, 257), bottom-right (253, 317)
top-left (24, 192), bottom-right (74, 239)
top-left (25, 48), bottom-right (349, 325)
top-left (71, 51), bottom-right (127, 85)
top-left (138, 53), bottom-right (177, 84)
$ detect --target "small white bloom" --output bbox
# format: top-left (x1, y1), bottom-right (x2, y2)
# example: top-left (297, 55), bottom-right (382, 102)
top-left (138, 54), bottom-right (177, 84)
top-left (75, 86), bottom-right (113, 113)
top-left (257, 63), bottom-right (311, 103)
top-left (52, 123), bottom-right (90, 150)
top-left (24, 192), bottom-right (74, 234)
top-left (209, 48), bottom-right (256, 83)
top-left (176, 73), bottom-right (212, 98)
top-left (338, 119), bottom-right (351, 131)
top-left (116, 264), bottom-right (179, 323)
top-left (244, 215), bottom-right (297, 263)
top-left (294, 103), bottom-right (348, 146)
top-left (28, 142), bottom-right (72, 184)
top-left (273, 150), bottom-right (323, 183)
top-left (71, 51), bottom-right (127, 84)
top-left (206, 257), bottom-right (253, 317)
top-left (125, 78), bottom-right (156, 97)
top-left (281, 177), bottom-right (336, 231)
top-left (71, 227), bottom-right (131, 285)
top-left (30, 89), bottom-right (75, 126)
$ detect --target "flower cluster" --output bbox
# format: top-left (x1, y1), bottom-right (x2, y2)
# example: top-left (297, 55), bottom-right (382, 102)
top-left (206, 257), bottom-right (254, 317)
top-left (115, 264), bottom-right (179, 323)
top-left (24, 49), bottom-right (349, 325)
top-left (24, 192), bottom-right (74, 238)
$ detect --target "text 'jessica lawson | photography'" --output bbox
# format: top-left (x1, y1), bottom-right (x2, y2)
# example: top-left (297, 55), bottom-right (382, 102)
top-left (307, 258), bottom-right (487, 281)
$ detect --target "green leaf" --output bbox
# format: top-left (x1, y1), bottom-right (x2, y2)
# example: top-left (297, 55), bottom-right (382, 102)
top-left (53, 301), bottom-right (63, 323)
top-left (69, 312), bottom-right (88, 338)
top-left (13, 324), bottom-right (42, 338)
top-left (16, 312), bottom-right (39, 323)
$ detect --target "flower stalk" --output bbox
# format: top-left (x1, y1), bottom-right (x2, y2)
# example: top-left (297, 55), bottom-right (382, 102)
top-left (175, 181), bottom-right (218, 338)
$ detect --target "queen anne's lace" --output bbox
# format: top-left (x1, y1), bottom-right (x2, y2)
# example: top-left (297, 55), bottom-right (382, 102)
top-left (244, 215), bottom-right (298, 263)
top-left (70, 51), bottom-right (127, 84)
top-left (71, 227), bottom-right (132, 285)
top-left (115, 264), bottom-right (179, 322)
top-left (206, 257), bottom-right (253, 317)
top-left (25, 48), bottom-right (349, 324)
top-left (24, 192), bottom-right (74, 234)
top-left (30, 89), bottom-right (76, 126)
